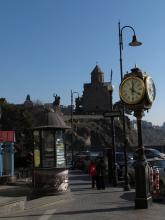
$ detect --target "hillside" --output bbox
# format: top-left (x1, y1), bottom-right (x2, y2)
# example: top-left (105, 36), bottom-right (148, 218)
top-left (65, 117), bottom-right (138, 153)
top-left (142, 126), bottom-right (165, 146)
top-left (0, 102), bottom-right (164, 157)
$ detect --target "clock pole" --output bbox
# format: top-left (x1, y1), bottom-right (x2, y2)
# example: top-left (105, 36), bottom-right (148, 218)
top-left (134, 109), bottom-right (152, 209)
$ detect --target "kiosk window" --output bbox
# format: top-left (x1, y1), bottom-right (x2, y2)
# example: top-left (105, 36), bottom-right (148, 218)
top-left (42, 130), bottom-right (55, 168)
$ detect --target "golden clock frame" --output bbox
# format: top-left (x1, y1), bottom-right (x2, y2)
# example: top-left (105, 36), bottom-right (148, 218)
top-left (119, 76), bottom-right (146, 105)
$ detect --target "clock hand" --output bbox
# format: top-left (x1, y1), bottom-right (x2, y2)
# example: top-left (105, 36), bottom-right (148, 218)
top-left (131, 80), bottom-right (141, 96)
top-left (133, 90), bottom-right (141, 96)
top-left (132, 79), bottom-right (134, 90)
top-left (131, 79), bottom-right (136, 93)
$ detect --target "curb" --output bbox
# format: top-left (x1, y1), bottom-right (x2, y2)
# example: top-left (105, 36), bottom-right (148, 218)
top-left (0, 191), bottom-right (72, 215)
top-left (25, 190), bottom-right (72, 210)
top-left (0, 197), bottom-right (26, 216)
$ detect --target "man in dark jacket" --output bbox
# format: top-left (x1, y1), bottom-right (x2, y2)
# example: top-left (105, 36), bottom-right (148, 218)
top-left (96, 157), bottom-right (106, 190)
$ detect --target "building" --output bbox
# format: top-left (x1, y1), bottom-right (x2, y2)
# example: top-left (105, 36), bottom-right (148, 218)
top-left (82, 65), bottom-right (113, 113)
top-left (24, 94), bottom-right (33, 108)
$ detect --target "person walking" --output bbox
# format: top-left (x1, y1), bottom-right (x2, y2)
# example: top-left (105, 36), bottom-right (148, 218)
top-left (88, 160), bottom-right (97, 189)
top-left (96, 157), bottom-right (106, 190)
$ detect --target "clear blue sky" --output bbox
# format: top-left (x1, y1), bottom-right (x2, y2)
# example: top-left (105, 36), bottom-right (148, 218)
top-left (0, 0), bottom-right (164, 125)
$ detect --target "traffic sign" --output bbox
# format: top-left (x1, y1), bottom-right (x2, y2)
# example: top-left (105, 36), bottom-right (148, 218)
top-left (103, 111), bottom-right (122, 118)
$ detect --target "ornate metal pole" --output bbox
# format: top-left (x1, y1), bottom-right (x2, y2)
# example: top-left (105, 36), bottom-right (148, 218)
top-left (110, 88), bottom-right (118, 186)
top-left (134, 109), bottom-right (152, 209)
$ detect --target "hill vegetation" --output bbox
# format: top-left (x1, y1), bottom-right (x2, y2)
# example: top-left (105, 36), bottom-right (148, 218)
top-left (0, 101), bottom-right (165, 168)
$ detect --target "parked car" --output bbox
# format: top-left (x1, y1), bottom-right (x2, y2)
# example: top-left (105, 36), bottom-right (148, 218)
top-left (83, 151), bottom-right (102, 172)
top-left (73, 151), bottom-right (100, 171)
top-left (122, 160), bottom-right (136, 185)
top-left (122, 158), bottom-right (165, 195)
top-left (133, 148), bottom-right (165, 160)
top-left (116, 152), bottom-right (134, 180)
top-left (73, 152), bottom-right (89, 169)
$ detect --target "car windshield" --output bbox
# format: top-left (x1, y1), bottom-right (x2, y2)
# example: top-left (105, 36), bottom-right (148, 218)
top-left (149, 149), bottom-right (161, 154)
top-left (149, 160), bottom-right (165, 168)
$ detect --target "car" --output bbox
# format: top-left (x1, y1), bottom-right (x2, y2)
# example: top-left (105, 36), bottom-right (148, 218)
top-left (73, 152), bottom-right (88, 169)
top-left (82, 151), bottom-right (102, 172)
top-left (133, 148), bottom-right (165, 160)
top-left (115, 152), bottom-right (134, 180)
top-left (73, 151), bottom-right (101, 170)
top-left (122, 160), bottom-right (136, 185)
top-left (122, 158), bottom-right (165, 195)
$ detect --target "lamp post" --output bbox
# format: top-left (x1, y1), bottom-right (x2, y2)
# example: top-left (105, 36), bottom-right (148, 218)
top-left (109, 85), bottom-right (118, 186)
top-left (118, 22), bottom-right (142, 191)
top-left (70, 90), bottom-right (79, 167)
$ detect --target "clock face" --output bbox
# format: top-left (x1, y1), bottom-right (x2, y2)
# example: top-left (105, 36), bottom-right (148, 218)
top-left (119, 76), bottom-right (145, 105)
top-left (145, 76), bottom-right (156, 103)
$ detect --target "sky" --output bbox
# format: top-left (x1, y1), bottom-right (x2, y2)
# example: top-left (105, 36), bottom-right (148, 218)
top-left (0, 0), bottom-right (165, 126)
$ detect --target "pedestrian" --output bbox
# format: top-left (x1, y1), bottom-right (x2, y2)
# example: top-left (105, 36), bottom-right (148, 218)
top-left (88, 160), bottom-right (97, 189)
top-left (96, 157), bottom-right (106, 190)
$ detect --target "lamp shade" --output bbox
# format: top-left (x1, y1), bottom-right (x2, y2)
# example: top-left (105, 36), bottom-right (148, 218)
top-left (129, 35), bottom-right (142, 46)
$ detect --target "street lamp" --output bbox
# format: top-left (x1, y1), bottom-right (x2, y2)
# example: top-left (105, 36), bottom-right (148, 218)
top-left (118, 22), bottom-right (142, 191)
top-left (70, 90), bottom-right (79, 167)
top-left (110, 84), bottom-right (118, 186)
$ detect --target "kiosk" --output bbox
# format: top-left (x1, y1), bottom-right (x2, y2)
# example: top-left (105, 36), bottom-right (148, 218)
top-left (0, 131), bottom-right (15, 183)
top-left (32, 110), bottom-right (70, 194)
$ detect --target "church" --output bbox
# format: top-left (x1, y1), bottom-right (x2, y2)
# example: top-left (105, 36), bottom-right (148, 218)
top-left (76, 65), bottom-right (113, 114)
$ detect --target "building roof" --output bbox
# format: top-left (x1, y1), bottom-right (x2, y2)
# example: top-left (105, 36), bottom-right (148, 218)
top-left (91, 64), bottom-right (104, 75)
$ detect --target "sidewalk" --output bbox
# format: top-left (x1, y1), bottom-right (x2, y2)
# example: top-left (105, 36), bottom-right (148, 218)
top-left (67, 170), bottom-right (165, 220)
top-left (0, 169), bottom-right (165, 219)
top-left (0, 177), bottom-right (71, 216)
top-left (0, 179), bottom-right (31, 215)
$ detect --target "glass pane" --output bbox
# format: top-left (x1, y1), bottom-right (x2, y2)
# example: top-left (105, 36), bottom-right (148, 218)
top-left (33, 130), bottom-right (40, 167)
top-left (42, 130), bottom-right (55, 168)
top-left (56, 130), bottom-right (65, 168)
